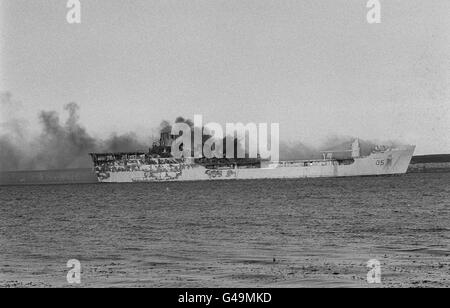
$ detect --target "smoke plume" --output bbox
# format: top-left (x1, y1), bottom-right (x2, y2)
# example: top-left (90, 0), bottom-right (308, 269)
top-left (1, 92), bottom-right (403, 171)
top-left (0, 93), bottom-right (151, 171)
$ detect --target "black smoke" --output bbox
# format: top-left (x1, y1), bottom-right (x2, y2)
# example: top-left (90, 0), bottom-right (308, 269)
top-left (156, 117), bottom-right (391, 160)
top-left (0, 93), bottom-right (402, 171)
top-left (0, 94), bottom-right (151, 171)
top-left (160, 117), bottom-right (246, 158)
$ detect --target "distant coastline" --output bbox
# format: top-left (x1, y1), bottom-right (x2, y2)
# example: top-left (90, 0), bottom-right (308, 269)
top-left (0, 168), bottom-right (98, 186)
top-left (408, 154), bottom-right (450, 174)
top-left (410, 154), bottom-right (450, 164)
top-left (1, 154), bottom-right (449, 186)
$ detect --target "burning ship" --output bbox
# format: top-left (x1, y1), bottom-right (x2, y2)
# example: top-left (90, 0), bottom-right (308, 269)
top-left (89, 130), bottom-right (416, 183)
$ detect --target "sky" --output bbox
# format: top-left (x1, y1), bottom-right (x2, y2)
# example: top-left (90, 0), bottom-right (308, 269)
top-left (1, 0), bottom-right (449, 155)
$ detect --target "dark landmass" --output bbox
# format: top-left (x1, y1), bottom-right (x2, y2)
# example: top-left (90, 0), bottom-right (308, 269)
top-left (408, 154), bottom-right (450, 174)
top-left (0, 168), bottom-right (97, 186)
top-left (410, 154), bottom-right (450, 164)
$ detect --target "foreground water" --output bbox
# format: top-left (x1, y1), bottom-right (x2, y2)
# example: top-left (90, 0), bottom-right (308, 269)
top-left (0, 172), bottom-right (449, 288)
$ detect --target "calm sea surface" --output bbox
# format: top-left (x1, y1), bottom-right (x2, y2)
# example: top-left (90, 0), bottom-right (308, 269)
top-left (0, 172), bottom-right (449, 288)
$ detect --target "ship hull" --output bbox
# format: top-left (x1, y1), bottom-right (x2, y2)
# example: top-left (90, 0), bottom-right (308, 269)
top-left (93, 146), bottom-right (415, 183)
